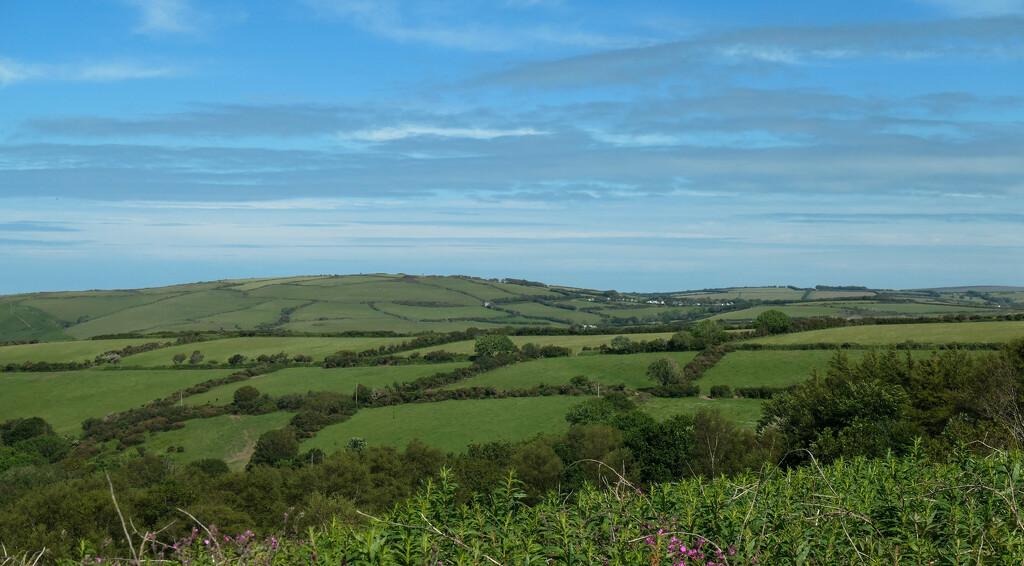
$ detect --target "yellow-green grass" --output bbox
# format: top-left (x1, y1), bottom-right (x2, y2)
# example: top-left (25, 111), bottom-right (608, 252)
top-left (123, 336), bottom-right (410, 367)
top-left (499, 302), bottom-right (604, 324)
top-left (0, 338), bottom-right (162, 365)
top-left (19, 294), bottom-right (157, 323)
top-left (220, 275), bottom-right (336, 292)
top-left (186, 362), bottom-right (472, 405)
top-left (375, 303), bottom-right (510, 321)
top-left (699, 350), bottom-right (854, 394)
top-left (185, 299), bottom-right (309, 329)
top-left (675, 288), bottom-right (806, 301)
top-left (142, 412), bottom-right (294, 470)
top-left (280, 318), bottom-right (516, 333)
top-left (289, 274), bottom-right (395, 286)
top-left (415, 277), bottom-right (519, 301)
top-left (748, 321), bottom-right (1024, 346)
top-left (247, 280), bottom-right (480, 305)
top-left (303, 396), bottom-right (579, 453)
top-left (593, 306), bottom-right (685, 319)
top-left (483, 282), bottom-right (562, 298)
top-left (710, 305), bottom-right (843, 321)
top-left (641, 397), bottom-right (764, 428)
top-left (403, 333), bottom-right (678, 357)
top-left (805, 290), bottom-right (876, 300)
top-left (288, 302), bottom-right (393, 321)
top-left (65, 290), bottom-right (262, 338)
top-left (444, 352), bottom-right (699, 392)
top-left (0, 369), bottom-right (232, 434)
top-left (823, 302), bottom-right (1002, 316)
top-left (703, 349), bottom-right (996, 395)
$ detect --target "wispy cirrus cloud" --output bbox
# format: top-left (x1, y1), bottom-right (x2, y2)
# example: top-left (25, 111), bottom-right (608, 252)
top-left (477, 16), bottom-right (1024, 89)
top-left (0, 57), bottom-right (176, 86)
top-left (342, 125), bottom-right (548, 142)
top-left (122, 0), bottom-right (202, 36)
top-left (303, 0), bottom-right (648, 51)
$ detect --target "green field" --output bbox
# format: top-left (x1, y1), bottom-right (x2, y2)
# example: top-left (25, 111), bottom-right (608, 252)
top-left (497, 302), bottom-right (604, 324)
top-left (404, 333), bottom-right (678, 357)
top-left (64, 290), bottom-right (265, 338)
top-left (123, 336), bottom-right (411, 367)
top-left (673, 287), bottom-right (808, 301)
top-left (374, 303), bottom-right (509, 321)
top-left (446, 352), bottom-right (699, 391)
top-left (280, 318), bottom-right (516, 334)
top-left (749, 320), bottom-right (1024, 345)
top-left (641, 397), bottom-right (764, 428)
top-left (0, 368), bottom-right (231, 434)
top-left (0, 338), bottom-right (160, 365)
top-left (700, 350), bottom-right (836, 393)
top-left (186, 362), bottom-right (472, 405)
top-left (711, 305), bottom-right (843, 321)
top-left (142, 412), bottom-right (294, 470)
top-left (303, 396), bottom-right (581, 453)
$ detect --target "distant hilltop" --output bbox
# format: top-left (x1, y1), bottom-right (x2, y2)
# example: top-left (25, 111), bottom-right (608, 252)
top-left (1, 274), bottom-right (1021, 342)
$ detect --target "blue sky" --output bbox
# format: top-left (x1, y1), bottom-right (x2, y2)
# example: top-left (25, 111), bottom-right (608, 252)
top-left (1, 0), bottom-right (1022, 294)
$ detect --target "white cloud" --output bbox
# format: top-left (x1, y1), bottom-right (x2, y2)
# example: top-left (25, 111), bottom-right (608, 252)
top-left (304, 0), bottom-right (639, 51)
top-left (123, 0), bottom-right (198, 35)
top-left (342, 125), bottom-right (547, 142)
top-left (0, 57), bottom-right (175, 85)
top-left (0, 58), bottom-right (39, 86)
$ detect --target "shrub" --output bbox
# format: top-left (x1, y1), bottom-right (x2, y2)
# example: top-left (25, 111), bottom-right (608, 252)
top-left (709, 384), bottom-right (733, 398)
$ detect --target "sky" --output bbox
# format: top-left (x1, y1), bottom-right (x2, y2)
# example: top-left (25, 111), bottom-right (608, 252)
top-left (1, 0), bottom-right (1023, 294)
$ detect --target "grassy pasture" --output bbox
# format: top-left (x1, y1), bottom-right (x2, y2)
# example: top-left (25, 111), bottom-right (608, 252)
top-left (219, 275), bottom-right (334, 292)
top-left (186, 299), bottom-right (308, 329)
top-left (248, 280), bottom-right (480, 305)
top-left (0, 369), bottom-right (231, 434)
top-left (825, 302), bottom-right (1001, 316)
top-left (445, 352), bottom-right (699, 392)
top-left (65, 290), bottom-right (261, 338)
top-left (749, 320), bottom-right (1024, 345)
top-left (281, 318), bottom-right (516, 333)
top-left (289, 302), bottom-right (397, 321)
top-left (484, 282), bottom-right (562, 298)
top-left (375, 303), bottom-right (507, 321)
top-left (403, 332), bottom-right (678, 357)
top-left (416, 277), bottom-right (519, 301)
top-left (499, 302), bottom-right (604, 324)
top-left (641, 397), bottom-right (764, 428)
top-left (0, 338), bottom-right (160, 365)
top-left (142, 412), bottom-right (294, 470)
top-left (805, 290), bottom-right (876, 299)
top-left (710, 304), bottom-right (843, 321)
top-left (699, 350), bottom-right (838, 393)
top-left (303, 396), bottom-right (580, 454)
top-left (674, 288), bottom-right (806, 301)
top-left (123, 336), bottom-right (411, 367)
top-left (186, 361), bottom-right (472, 405)
top-left (19, 293), bottom-right (156, 323)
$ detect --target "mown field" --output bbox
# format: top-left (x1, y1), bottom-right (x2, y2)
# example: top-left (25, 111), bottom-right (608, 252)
top-left (445, 351), bottom-right (698, 391)
top-left (403, 333), bottom-right (678, 357)
top-left (749, 320), bottom-right (1024, 345)
top-left (142, 412), bottom-right (294, 469)
top-left (302, 396), bottom-right (581, 454)
top-left (122, 336), bottom-right (408, 367)
top-left (642, 397), bottom-right (764, 427)
top-left (186, 362), bottom-right (471, 405)
top-left (0, 338), bottom-right (158, 365)
top-left (0, 368), bottom-right (231, 434)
